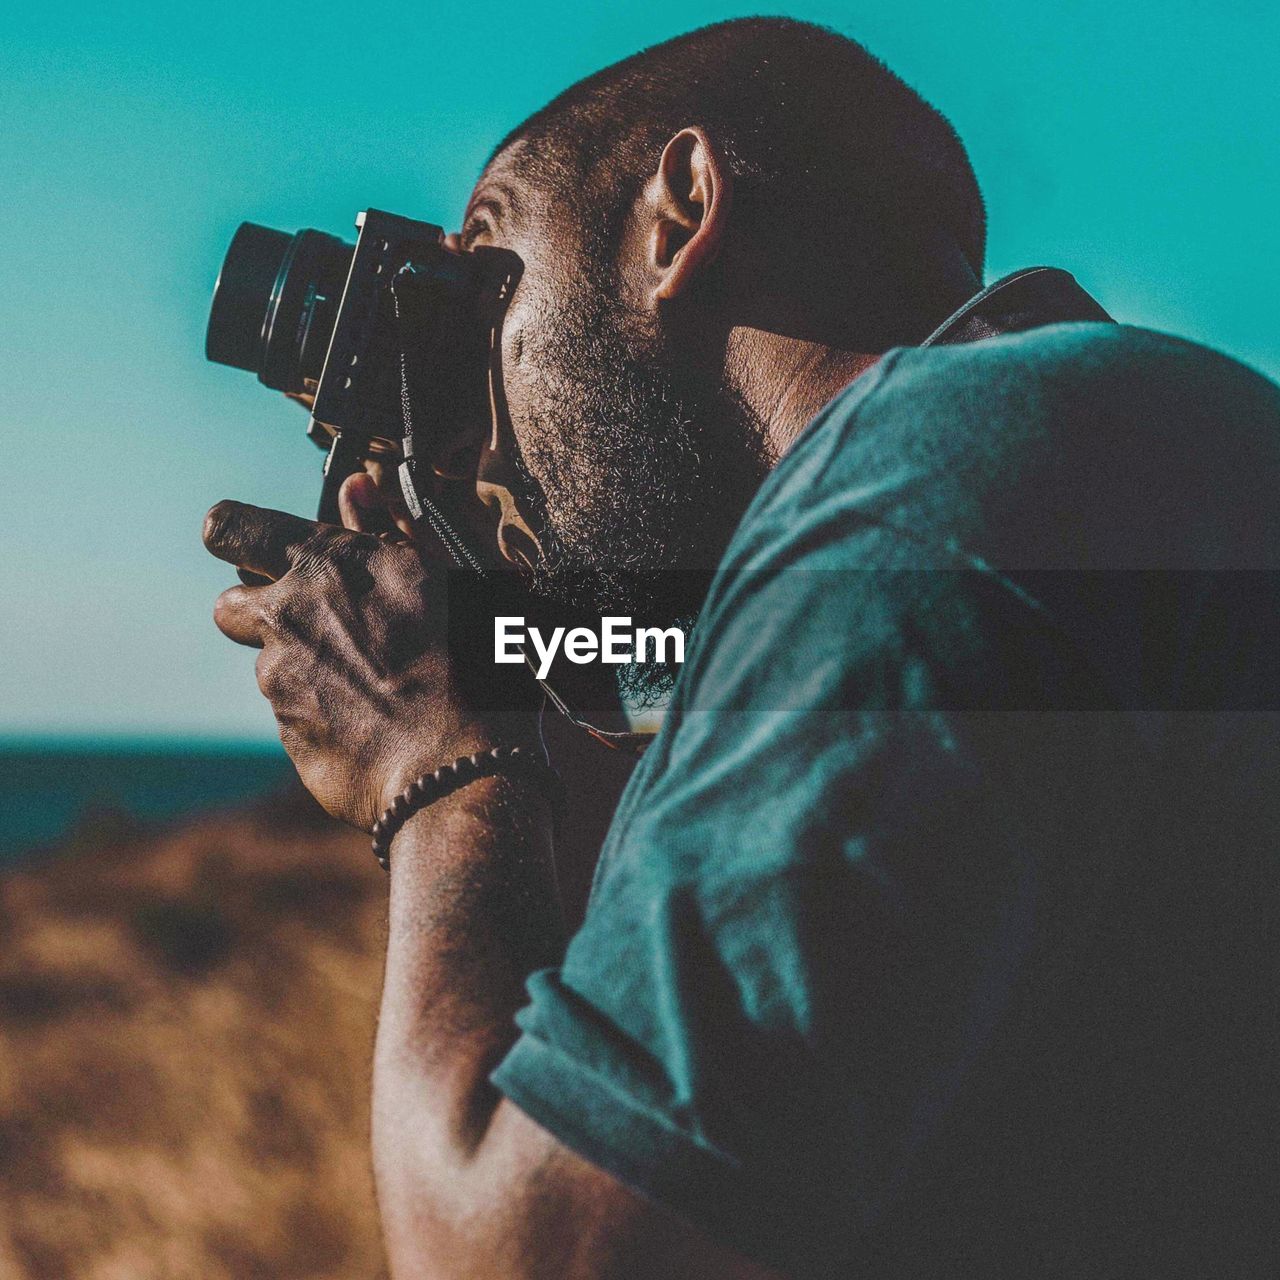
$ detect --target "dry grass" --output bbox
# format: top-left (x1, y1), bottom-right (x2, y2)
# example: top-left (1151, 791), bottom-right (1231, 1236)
top-left (0, 791), bottom-right (389, 1279)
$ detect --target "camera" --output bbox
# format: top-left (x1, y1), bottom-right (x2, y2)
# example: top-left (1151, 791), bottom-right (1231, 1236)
top-left (206, 209), bottom-right (501, 524)
top-left (206, 210), bottom-right (645, 750)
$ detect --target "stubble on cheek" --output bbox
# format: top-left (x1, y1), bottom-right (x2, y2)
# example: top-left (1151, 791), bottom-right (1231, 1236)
top-left (500, 265), bottom-right (768, 621)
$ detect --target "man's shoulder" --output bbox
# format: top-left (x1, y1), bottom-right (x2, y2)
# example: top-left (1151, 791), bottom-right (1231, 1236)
top-left (799, 322), bottom-right (1273, 444)
top-left (736, 322), bottom-right (1280, 574)
top-left (889, 321), bottom-right (1271, 397)
top-left (818, 322), bottom-right (1278, 454)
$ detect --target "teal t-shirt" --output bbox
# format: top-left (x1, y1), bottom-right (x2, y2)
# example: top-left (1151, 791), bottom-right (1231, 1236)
top-left (492, 324), bottom-right (1280, 1277)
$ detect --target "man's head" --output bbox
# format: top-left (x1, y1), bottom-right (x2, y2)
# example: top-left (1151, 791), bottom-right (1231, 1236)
top-left (438, 18), bottom-right (984, 696)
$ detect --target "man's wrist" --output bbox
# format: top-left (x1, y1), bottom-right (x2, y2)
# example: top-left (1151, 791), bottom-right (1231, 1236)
top-left (376, 717), bottom-right (545, 819)
top-left (399, 768), bottom-right (553, 834)
top-left (375, 745), bottom-right (559, 869)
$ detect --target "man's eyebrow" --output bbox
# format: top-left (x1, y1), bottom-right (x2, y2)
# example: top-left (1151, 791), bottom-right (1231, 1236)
top-left (461, 181), bottom-right (522, 247)
top-left (461, 200), bottom-right (502, 248)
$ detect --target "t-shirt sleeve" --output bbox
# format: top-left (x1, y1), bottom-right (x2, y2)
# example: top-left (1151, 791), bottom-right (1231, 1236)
top-left (491, 500), bottom-right (1099, 1271)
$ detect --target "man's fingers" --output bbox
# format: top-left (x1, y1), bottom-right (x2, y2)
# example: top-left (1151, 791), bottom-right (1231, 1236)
top-left (337, 471), bottom-right (387, 535)
top-left (203, 499), bottom-right (323, 581)
top-left (213, 583), bottom-right (269, 648)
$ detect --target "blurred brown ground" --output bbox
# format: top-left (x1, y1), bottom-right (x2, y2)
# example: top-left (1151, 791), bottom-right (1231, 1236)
top-left (0, 790), bottom-right (389, 1279)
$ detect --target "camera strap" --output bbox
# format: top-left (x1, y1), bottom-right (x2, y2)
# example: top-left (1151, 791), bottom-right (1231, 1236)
top-left (390, 267), bottom-right (653, 757)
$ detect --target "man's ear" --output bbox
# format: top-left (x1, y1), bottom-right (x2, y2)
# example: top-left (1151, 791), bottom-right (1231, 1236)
top-left (644, 127), bottom-right (732, 303)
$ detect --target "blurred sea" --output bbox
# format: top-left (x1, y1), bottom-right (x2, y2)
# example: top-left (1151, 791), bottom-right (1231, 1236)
top-left (0, 738), bottom-right (296, 867)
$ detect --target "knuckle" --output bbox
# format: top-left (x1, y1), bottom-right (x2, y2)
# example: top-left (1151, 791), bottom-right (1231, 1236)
top-left (309, 531), bottom-right (366, 583)
top-left (305, 546), bottom-right (337, 581)
top-left (260, 592), bottom-right (294, 636)
top-left (293, 536), bottom-right (332, 580)
top-left (369, 537), bottom-right (402, 571)
top-left (255, 648), bottom-right (283, 696)
top-left (323, 526), bottom-right (361, 561)
top-left (374, 543), bottom-right (422, 597)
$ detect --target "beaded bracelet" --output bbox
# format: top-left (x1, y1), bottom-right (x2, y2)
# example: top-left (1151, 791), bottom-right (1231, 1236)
top-left (370, 745), bottom-right (562, 870)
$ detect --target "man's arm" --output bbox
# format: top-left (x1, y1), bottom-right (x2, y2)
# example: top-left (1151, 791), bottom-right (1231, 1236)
top-left (202, 500), bottom-right (775, 1280)
top-left (373, 779), bottom-right (778, 1279)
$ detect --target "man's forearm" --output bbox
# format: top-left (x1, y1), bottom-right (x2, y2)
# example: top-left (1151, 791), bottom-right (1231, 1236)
top-left (372, 772), bottom-right (562, 1269)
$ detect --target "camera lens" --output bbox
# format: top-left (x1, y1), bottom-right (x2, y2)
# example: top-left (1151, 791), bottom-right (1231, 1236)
top-left (206, 222), bottom-right (353, 393)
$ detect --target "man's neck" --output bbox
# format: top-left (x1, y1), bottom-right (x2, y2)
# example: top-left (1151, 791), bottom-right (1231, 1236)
top-left (726, 327), bottom-right (882, 466)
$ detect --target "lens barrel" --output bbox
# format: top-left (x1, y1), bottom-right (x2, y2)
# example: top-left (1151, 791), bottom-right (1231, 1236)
top-left (206, 222), bottom-right (353, 393)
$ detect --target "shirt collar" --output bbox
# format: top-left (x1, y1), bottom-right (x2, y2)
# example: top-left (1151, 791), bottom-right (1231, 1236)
top-left (921, 266), bottom-right (1113, 348)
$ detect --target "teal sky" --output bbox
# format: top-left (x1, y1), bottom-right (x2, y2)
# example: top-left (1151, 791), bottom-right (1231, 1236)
top-left (2, 0), bottom-right (1277, 740)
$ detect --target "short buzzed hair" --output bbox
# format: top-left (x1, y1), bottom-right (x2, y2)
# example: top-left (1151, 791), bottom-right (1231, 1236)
top-left (493, 18), bottom-right (985, 312)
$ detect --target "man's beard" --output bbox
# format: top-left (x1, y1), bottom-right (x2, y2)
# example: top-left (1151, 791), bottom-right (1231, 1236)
top-left (510, 270), bottom-right (769, 705)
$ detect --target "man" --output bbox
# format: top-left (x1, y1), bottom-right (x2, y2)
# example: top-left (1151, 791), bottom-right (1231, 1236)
top-left (203, 18), bottom-right (1280, 1278)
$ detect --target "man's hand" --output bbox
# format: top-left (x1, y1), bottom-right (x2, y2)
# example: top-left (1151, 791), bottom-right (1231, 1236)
top-left (203, 498), bottom-right (541, 831)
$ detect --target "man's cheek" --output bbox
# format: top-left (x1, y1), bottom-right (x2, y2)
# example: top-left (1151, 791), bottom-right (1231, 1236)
top-left (496, 323), bottom-right (561, 457)
top-left (500, 308), bottom-right (527, 375)
top-left (500, 285), bottom-right (549, 375)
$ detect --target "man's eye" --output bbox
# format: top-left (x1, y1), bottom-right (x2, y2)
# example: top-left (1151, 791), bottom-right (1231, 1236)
top-left (461, 219), bottom-right (491, 251)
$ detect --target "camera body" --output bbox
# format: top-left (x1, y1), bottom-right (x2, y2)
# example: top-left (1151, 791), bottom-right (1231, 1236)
top-left (206, 209), bottom-right (492, 522)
